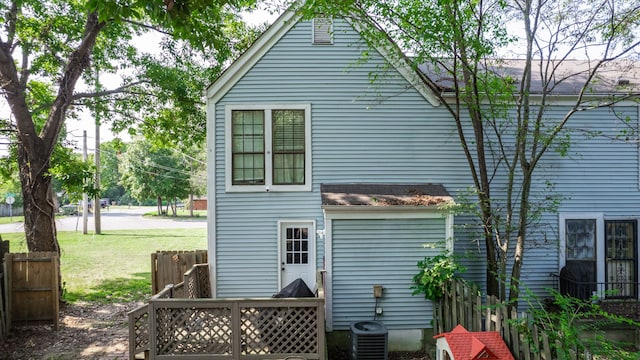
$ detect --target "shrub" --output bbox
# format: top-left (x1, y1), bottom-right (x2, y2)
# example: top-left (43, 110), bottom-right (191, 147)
top-left (527, 290), bottom-right (639, 359)
top-left (411, 250), bottom-right (466, 301)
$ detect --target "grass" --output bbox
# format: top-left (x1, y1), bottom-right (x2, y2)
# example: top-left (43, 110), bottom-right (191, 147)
top-left (0, 215), bottom-right (24, 224)
top-left (3, 228), bottom-right (206, 303)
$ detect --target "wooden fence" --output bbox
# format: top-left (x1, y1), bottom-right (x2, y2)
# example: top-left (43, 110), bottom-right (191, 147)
top-left (151, 250), bottom-right (207, 295)
top-left (3, 252), bottom-right (59, 330)
top-left (433, 279), bottom-right (589, 360)
top-left (0, 240), bottom-right (9, 339)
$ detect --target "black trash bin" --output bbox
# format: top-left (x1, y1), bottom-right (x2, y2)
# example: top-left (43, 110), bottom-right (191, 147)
top-left (350, 321), bottom-right (388, 360)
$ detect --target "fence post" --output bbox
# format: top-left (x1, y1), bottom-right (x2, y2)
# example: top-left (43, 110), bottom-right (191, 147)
top-left (473, 284), bottom-right (481, 332)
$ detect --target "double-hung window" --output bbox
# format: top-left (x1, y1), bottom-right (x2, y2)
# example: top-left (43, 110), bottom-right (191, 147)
top-left (225, 104), bottom-right (311, 192)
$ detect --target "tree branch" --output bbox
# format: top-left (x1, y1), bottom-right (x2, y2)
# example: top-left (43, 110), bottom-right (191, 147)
top-left (4, 0), bottom-right (18, 46)
top-left (72, 80), bottom-right (150, 100)
top-left (39, 11), bottom-right (106, 163)
top-left (122, 18), bottom-right (174, 36)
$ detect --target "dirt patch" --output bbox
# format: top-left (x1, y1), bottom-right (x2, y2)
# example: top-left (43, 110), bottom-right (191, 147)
top-left (0, 301), bottom-right (142, 360)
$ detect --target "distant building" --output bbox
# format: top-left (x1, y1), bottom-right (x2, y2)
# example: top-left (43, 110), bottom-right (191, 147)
top-left (190, 197), bottom-right (207, 211)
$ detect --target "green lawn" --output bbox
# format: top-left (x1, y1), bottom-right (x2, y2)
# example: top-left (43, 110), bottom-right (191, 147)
top-left (0, 215), bottom-right (24, 225)
top-left (3, 228), bottom-right (206, 303)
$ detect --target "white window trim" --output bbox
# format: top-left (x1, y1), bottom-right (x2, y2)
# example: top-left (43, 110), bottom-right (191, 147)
top-left (225, 104), bottom-right (312, 192)
top-left (558, 212), bottom-right (606, 296)
top-left (276, 220), bottom-right (317, 290)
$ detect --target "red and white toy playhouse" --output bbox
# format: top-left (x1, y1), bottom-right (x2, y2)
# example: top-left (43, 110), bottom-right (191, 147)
top-left (434, 325), bottom-right (515, 360)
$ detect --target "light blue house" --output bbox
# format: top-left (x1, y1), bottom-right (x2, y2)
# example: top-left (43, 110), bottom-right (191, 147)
top-left (205, 8), bottom-right (640, 350)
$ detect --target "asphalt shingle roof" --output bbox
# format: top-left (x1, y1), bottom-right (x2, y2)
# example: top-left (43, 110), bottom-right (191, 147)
top-left (419, 59), bottom-right (640, 95)
top-left (320, 183), bottom-right (453, 207)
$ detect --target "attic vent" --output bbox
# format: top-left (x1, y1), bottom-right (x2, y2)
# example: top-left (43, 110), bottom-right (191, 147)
top-left (617, 79), bottom-right (630, 86)
top-left (313, 17), bottom-right (333, 44)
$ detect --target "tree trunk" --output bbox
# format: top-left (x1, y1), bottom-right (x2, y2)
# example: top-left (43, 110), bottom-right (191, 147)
top-left (17, 141), bottom-right (64, 300)
top-left (189, 192), bottom-right (194, 217)
top-left (2, 10), bottom-right (104, 255)
top-left (157, 196), bottom-right (163, 215)
top-left (17, 142), bottom-right (59, 255)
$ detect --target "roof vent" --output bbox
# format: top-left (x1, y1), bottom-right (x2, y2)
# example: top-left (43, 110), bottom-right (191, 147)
top-left (313, 17), bottom-right (333, 45)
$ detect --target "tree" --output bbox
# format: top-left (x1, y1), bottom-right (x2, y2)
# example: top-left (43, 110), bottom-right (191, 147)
top-left (100, 139), bottom-right (126, 203)
top-left (119, 137), bottom-right (191, 216)
top-left (0, 0), bottom-right (255, 254)
top-left (300, 0), bottom-right (640, 302)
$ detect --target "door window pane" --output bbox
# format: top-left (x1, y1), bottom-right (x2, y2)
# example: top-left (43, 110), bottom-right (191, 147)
top-left (566, 219), bottom-right (596, 260)
top-left (285, 225), bottom-right (309, 265)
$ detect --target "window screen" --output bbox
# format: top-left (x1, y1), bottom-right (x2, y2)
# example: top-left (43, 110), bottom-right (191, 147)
top-left (272, 110), bottom-right (305, 185)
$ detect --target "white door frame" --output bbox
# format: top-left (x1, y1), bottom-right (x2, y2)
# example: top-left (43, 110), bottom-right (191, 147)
top-left (277, 220), bottom-right (317, 290)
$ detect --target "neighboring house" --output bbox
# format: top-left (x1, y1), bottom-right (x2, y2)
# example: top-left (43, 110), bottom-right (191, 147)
top-left (206, 8), bottom-right (640, 350)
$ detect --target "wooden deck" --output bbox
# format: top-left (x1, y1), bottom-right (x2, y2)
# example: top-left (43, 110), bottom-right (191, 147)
top-left (129, 267), bottom-right (325, 360)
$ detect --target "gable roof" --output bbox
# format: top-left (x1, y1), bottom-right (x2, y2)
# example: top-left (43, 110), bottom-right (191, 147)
top-left (434, 325), bottom-right (515, 360)
top-left (321, 183), bottom-right (452, 207)
top-left (205, 8), bottom-right (441, 106)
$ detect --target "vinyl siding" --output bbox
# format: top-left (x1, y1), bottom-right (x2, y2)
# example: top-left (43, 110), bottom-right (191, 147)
top-left (209, 14), bottom-right (640, 322)
top-left (454, 105), bottom-right (640, 302)
top-left (212, 18), bottom-right (471, 300)
top-left (331, 218), bottom-right (446, 330)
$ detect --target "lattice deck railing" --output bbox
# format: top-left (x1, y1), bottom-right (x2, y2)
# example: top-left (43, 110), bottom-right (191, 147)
top-left (149, 297), bottom-right (325, 359)
top-left (129, 269), bottom-right (326, 360)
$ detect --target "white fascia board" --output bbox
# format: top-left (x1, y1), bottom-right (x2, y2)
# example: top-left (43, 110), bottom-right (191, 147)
top-left (322, 205), bottom-right (447, 220)
top-left (205, 9), bottom-right (301, 103)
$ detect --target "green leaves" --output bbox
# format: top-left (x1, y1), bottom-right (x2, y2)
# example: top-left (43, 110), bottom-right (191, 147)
top-left (118, 137), bottom-right (191, 203)
top-left (411, 250), bottom-right (466, 301)
top-left (49, 144), bottom-right (98, 200)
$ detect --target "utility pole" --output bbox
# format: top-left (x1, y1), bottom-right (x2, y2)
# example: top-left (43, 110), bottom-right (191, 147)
top-left (94, 70), bottom-right (102, 234)
top-left (95, 113), bottom-right (101, 234)
top-left (82, 130), bottom-right (89, 234)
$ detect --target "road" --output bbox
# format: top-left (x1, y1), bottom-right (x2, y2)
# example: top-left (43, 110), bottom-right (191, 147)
top-left (0, 206), bottom-right (207, 233)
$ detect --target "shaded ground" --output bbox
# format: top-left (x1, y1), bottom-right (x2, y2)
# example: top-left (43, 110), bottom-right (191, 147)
top-left (331, 348), bottom-right (431, 360)
top-left (0, 301), bottom-right (431, 360)
top-left (0, 301), bottom-right (140, 360)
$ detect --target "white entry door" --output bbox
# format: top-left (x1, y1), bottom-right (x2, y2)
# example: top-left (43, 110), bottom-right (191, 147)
top-left (279, 221), bottom-right (316, 290)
